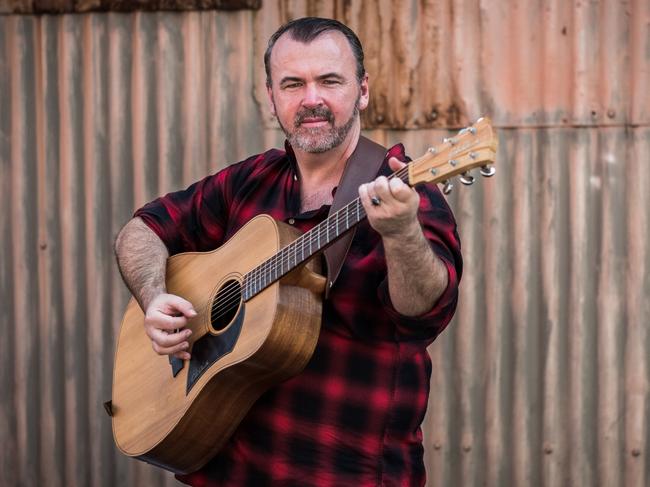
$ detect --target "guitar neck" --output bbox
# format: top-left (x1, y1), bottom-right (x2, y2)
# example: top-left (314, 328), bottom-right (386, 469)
top-left (242, 167), bottom-right (410, 300)
top-left (242, 117), bottom-right (498, 301)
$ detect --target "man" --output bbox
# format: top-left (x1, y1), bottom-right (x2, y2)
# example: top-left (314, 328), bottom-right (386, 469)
top-left (115, 17), bottom-right (462, 486)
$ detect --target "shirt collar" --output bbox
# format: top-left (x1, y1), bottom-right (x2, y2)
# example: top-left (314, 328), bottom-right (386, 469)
top-left (283, 139), bottom-right (299, 181)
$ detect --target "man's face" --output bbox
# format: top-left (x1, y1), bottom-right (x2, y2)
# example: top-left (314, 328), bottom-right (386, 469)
top-left (266, 31), bottom-right (369, 153)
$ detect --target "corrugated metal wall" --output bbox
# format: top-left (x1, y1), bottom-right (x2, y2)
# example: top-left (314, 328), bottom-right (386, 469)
top-left (1, 1), bottom-right (648, 486)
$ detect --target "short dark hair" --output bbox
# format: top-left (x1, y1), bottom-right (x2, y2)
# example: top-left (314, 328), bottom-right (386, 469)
top-left (264, 17), bottom-right (366, 87)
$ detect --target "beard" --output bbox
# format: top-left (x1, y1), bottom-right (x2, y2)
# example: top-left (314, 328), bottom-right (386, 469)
top-left (275, 96), bottom-right (360, 154)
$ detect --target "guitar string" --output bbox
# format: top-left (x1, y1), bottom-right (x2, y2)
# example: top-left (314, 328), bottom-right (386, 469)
top-left (209, 166), bottom-right (412, 320)
top-left (248, 165), bottom-right (410, 282)
top-left (209, 196), bottom-right (369, 321)
top-left (208, 165), bottom-right (411, 320)
top-left (209, 166), bottom-right (412, 322)
top-left (210, 138), bottom-right (491, 319)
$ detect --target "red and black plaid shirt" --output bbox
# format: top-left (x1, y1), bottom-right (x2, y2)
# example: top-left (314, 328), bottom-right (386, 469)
top-left (135, 141), bottom-right (462, 487)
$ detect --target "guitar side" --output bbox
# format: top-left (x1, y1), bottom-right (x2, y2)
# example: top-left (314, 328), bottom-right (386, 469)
top-left (111, 215), bottom-right (325, 474)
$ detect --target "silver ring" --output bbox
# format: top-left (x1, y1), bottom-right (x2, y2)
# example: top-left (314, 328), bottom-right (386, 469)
top-left (371, 196), bottom-right (381, 206)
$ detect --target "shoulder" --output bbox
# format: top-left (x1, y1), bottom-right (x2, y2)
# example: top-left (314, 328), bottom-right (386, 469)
top-left (216, 147), bottom-right (289, 181)
top-left (386, 142), bottom-right (407, 161)
top-left (199, 147), bottom-right (290, 196)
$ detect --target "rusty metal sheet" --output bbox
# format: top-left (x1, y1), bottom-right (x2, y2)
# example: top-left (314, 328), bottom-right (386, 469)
top-left (254, 0), bottom-right (650, 129)
top-left (0, 4), bottom-right (648, 487)
top-left (0, 0), bottom-right (261, 15)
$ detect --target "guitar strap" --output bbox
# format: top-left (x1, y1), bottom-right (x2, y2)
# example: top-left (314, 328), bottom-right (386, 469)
top-left (323, 135), bottom-right (387, 298)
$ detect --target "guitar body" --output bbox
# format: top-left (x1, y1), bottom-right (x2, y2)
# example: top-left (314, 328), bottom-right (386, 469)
top-left (111, 215), bottom-right (325, 474)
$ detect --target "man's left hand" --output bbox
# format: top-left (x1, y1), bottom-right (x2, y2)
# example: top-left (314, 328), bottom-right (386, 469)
top-left (359, 157), bottom-right (421, 238)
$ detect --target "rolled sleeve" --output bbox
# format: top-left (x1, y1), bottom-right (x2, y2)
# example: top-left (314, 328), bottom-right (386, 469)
top-left (377, 249), bottom-right (460, 342)
top-left (134, 172), bottom-right (231, 255)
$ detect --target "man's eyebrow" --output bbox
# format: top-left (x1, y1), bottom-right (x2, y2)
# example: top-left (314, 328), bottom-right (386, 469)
top-left (279, 76), bottom-right (304, 85)
top-left (316, 72), bottom-right (345, 81)
top-left (278, 73), bottom-right (346, 85)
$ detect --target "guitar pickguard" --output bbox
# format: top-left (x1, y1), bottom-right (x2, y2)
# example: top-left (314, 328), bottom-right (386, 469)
top-left (185, 305), bottom-right (245, 394)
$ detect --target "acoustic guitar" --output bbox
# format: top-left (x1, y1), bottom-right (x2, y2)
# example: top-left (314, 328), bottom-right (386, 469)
top-left (109, 117), bottom-right (498, 473)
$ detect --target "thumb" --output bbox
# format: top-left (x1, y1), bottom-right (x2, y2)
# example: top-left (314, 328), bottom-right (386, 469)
top-left (388, 156), bottom-right (407, 172)
top-left (166, 294), bottom-right (197, 318)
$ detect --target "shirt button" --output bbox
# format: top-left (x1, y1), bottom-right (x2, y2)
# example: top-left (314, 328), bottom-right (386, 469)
top-left (288, 218), bottom-right (295, 225)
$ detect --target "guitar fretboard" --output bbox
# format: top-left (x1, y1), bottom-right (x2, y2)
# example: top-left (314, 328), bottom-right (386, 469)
top-left (242, 168), bottom-right (410, 300)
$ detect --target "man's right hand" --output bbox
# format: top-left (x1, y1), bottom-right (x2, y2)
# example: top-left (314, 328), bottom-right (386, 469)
top-left (144, 293), bottom-right (197, 360)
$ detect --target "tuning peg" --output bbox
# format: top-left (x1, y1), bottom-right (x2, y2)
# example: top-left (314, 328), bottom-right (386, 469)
top-left (458, 125), bottom-right (478, 136)
top-left (460, 172), bottom-right (475, 185)
top-left (480, 165), bottom-right (496, 177)
top-left (442, 180), bottom-right (454, 195)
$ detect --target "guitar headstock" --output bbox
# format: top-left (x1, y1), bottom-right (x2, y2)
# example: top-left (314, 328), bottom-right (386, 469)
top-left (408, 117), bottom-right (498, 194)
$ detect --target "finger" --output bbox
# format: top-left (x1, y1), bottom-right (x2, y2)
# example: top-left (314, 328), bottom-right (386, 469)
top-left (148, 326), bottom-right (192, 348)
top-left (173, 350), bottom-right (192, 361)
top-left (147, 311), bottom-right (191, 331)
top-left (144, 310), bottom-right (187, 333)
top-left (388, 156), bottom-right (407, 172)
top-left (358, 182), bottom-right (373, 208)
top-left (373, 176), bottom-right (393, 202)
top-left (388, 177), bottom-right (417, 203)
top-left (152, 337), bottom-right (191, 357)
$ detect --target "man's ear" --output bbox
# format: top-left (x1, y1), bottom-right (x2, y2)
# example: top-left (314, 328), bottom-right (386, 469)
top-left (266, 85), bottom-right (276, 116)
top-left (358, 73), bottom-right (370, 111)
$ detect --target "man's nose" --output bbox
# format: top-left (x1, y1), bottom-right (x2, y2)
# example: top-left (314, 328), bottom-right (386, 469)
top-left (301, 83), bottom-right (323, 107)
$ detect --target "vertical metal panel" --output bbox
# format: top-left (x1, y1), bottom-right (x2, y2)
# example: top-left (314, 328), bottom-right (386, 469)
top-left (0, 2), bottom-right (649, 486)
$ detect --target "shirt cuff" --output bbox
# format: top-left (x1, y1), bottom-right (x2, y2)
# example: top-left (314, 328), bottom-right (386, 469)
top-left (377, 253), bottom-right (459, 341)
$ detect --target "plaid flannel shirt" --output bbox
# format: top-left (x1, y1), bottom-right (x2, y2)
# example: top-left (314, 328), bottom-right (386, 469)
top-left (135, 141), bottom-right (462, 486)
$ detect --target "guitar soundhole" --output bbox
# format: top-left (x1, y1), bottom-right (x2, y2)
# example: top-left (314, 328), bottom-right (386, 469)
top-left (210, 279), bottom-right (242, 332)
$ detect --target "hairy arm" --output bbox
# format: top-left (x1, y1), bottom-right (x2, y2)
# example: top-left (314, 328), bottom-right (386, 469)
top-left (114, 217), bottom-right (169, 311)
top-left (114, 217), bottom-right (195, 359)
top-left (359, 158), bottom-right (449, 317)
top-left (381, 223), bottom-right (448, 316)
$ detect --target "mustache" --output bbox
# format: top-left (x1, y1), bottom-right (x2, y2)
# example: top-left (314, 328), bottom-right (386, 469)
top-left (294, 106), bottom-right (334, 127)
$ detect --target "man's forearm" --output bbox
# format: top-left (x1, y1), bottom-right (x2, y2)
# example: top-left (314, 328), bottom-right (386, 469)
top-left (382, 222), bottom-right (448, 317)
top-left (114, 217), bottom-right (169, 311)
